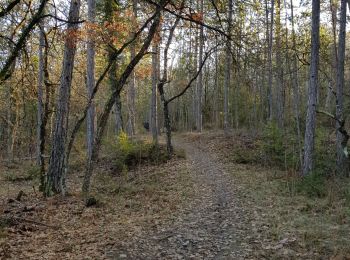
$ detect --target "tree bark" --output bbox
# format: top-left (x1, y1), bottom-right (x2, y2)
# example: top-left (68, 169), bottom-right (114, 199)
top-left (37, 21), bottom-right (48, 189)
top-left (86, 0), bottom-right (95, 162)
top-left (275, 0), bottom-right (284, 127)
top-left (267, 0), bottom-right (274, 121)
top-left (335, 0), bottom-right (348, 175)
top-left (196, 0), bottom-right (204, 132)
top-left (224, 0), bottom-right (233, 132)
top-left (290, 0), bottom-right (303, 168)
top-left (151, 40), bottom-right (159, 143)
top-left (45, 0), bottom-right (81, 196)
top-left (302, 0), bottom-right (320, 176)
top-left (126, 0), bottom-right (138, 137)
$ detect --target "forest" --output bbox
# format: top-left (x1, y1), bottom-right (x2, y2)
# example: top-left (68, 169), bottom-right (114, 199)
top-left (1, 0), bottom-right (350, 258)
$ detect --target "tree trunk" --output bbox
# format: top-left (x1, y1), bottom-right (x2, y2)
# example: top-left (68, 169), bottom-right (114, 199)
top-left (151, 41), bottom-right (159, 143)
top-left (86, 0), bottom-right (95, 161)
top-left (224, 0), bottom-right (233, 132)
top-left (275, 0), bottom-right (284, 127)
top-left (45, 0), bottom-right (81, 196)
top-left (37, 22), bottom-right (47, 189)
top-left (196, 0), bottom-right (204, 132)
top-left (267, 0), bottom-right (274, 121)
top-left (114, 93), bottom-right (123, 134)
top-left (335, 0), bottom-right (348, 175)
top-left (302, 0), bottom-right (320, 176)
top-left (126, 0), bottom-right (137, 136)
top-left (290, 0), bottom-right (303, 168)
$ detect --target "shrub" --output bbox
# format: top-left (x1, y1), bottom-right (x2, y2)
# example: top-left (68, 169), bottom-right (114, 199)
top-left (112, 132), bottom-right (169, 173)
top-left (260, 122), bottom-right (299, 170)
top-left (297, 170), bottom-right (327, 198)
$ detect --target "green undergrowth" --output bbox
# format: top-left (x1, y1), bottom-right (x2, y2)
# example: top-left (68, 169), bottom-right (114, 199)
top-left (104, 131), bottom-right (184, 174)
top-left (4, 165), bottom-right (40, 183)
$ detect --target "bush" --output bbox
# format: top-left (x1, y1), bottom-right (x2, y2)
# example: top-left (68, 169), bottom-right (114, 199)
top-left (260, 122), bottom-right (299, 170)
top-left (5, 165), bottom-right (40, 182)
top-left (297, 171), bottom-right (327, 198)
top-left (112, 132), bottom-right (169, 173)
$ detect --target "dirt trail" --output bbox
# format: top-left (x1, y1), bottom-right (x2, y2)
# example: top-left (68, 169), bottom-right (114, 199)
top-left (107, 137), bottom-right (253, 259)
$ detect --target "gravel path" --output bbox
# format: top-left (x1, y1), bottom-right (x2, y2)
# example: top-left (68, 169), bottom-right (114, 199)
top-left (107, 137), bottom-right (253, 259)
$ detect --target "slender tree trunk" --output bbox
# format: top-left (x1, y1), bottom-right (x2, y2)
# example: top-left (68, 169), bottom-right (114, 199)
top-left (224, 0), bottom-right (233, 132)
top-left (151, 41), bottom-right (159, 143)
top-left (267, 0), bottom-right (275, 121)
top-left (114, 93), bottom-right (123, 134)
top-left (127, 0), bottom-right (137, 136)
top-left (335, 0), bottom-right (348, 175)
top-left (196, 0), bottom-right (204, 132)
top-left (326, 0), bottom-right (338, 111)
top-left (290, 0), bottom-right (303, 168)
top-left (275, 0), bottom-right (284, 127)
top-left (37, 22), bottom-right (47, 189)
top-left (214, 36), bottom-right (219, 128)
top-left (302, 0), bottom-right (320, 176)
top-left (86, 0), bottom-right (95, 161)
top-left (45, 0), bottom-right (81, 196)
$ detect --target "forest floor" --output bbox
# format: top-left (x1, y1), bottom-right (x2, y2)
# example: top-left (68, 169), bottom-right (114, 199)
top-left (0, 131), bottom-right (350, 259)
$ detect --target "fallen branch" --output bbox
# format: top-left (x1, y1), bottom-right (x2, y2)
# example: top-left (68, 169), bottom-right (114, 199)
top-left (4, 216), bottom-right (60, 229)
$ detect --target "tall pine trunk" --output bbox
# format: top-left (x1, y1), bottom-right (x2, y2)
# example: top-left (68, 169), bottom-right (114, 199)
top-left (275, 0), bottom-right (284, 127)
top-left (86, 0), bottom-right (95, 161)
top-left (126, 0), bottom-right (137, 136)
top-left (335, 0), bottom-right (348, 175)
top-left (224, 0), bottom-right (233, 131)
top-left (267, 0), bottom-right (275, 121)
top-left (290, 0), bottom-right (302, 168)
top-left (196, 0), bottom-right (204, 132)
top-left (151, 41), bottom-right (159, 144)
top-left (302, 0), bottom-right (320, 176)
top-left (45, 0), bottom-right (81, 195)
